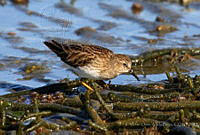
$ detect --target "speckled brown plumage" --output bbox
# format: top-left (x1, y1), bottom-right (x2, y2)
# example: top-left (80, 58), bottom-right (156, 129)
top-left (43, 40), bottom-right (139, 80)
top-left (44, 40), bottom-right (112, 67)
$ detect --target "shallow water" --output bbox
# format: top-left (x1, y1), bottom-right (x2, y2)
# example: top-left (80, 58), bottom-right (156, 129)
top-left (1, 0), bottom-right (200, 95)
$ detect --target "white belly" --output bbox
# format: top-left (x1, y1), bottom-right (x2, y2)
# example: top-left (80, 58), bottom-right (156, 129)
top-left (71, 66), bottom-right (100, 79)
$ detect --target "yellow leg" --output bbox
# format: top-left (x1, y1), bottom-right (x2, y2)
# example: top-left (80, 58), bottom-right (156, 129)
top-left (81, 82), bottom-right (94, 91)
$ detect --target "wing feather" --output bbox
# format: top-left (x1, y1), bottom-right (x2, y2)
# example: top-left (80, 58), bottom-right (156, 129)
top-left (43, 40), bottom-right (113, 67)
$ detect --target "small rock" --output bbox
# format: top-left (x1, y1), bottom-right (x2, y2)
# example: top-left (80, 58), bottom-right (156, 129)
top-left (131, 3), bottom-right (143, 14)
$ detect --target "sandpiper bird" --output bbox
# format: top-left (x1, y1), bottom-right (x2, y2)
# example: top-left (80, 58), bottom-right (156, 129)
top-left (43, 40), bottom-right (139, 81)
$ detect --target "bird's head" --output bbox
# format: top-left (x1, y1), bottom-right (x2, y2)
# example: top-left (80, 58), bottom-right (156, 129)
top-left (114, 54), bottom-right (140, 81)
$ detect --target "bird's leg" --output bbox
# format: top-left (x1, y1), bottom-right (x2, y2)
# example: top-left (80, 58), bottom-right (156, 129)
top-left (81, 82), bottom-right (94, 102)
top-left (81, 82), bottom-right (94, 92)
top-left (80, 78), bottom-right (96, 98)
top-left (80, 78), bottom-right (109, 89)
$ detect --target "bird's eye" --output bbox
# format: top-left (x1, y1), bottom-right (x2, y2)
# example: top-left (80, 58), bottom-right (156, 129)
top-left (123, 63), bottom-right (128, 67)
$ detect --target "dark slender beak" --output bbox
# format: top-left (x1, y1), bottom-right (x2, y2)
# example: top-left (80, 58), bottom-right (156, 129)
top-left (129, 69), bottom-right (140, 81)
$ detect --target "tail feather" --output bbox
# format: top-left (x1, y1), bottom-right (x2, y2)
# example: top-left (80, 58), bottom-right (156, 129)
top-left (43, 40), bottom-right (64, 55)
